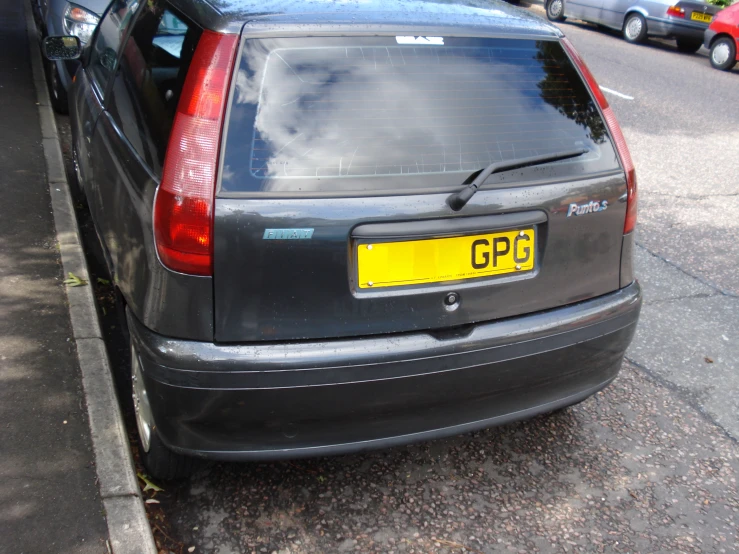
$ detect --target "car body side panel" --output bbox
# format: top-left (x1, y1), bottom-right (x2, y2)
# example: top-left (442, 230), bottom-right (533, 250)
top-left (706, 4), bottom-right (739, 57)
top-left (567, 0), bottom-right (606, 24)
top-left (70, 68), bottom-right (103, 203)
top-left (600, 0), bottom-right (641, 29)
top-left (69, 0), bottom-right (216, 341)
top-left (86, 111), bottom-right (215, 341)
top-left (562, 0), bottom-right (582, 20)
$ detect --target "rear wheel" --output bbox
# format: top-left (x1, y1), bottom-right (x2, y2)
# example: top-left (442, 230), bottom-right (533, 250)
top-left (132, 342), bottom-right (199, 480)
top-left (676, 38), bottom-right (702, 53)
top-left (546, 0), bottom-right (566, 22)
top-left (45, 60), bottom-right (69, 114)
top-left (622, 13), bottom-right (647, 44)
top-left (709, 37), bottom-right (737, 70)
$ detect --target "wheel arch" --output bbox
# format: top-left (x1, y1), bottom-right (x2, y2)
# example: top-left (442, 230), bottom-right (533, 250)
top-left (623, 6), bottom-right (649, 25)
top-left (708, 32), bottom-right (736, 50)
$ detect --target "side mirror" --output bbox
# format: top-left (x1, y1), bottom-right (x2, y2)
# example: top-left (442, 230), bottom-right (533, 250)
top-left (42, 36), bottom-right (82, 60)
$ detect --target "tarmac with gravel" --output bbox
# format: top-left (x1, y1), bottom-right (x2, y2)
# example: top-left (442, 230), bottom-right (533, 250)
top-left (159, 363), bottom-right (738, 553)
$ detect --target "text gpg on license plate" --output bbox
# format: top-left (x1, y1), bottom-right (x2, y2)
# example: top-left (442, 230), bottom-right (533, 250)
top-left (357, 228), bottom-right (535, 289)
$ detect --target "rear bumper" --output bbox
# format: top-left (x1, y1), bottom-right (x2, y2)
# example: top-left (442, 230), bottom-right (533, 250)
top-left (703, 28), bottom-right (717, 49)
top-left (131, 282), bottom-right (642, 461)
top-left (646, 16), bottom-right (708, 41)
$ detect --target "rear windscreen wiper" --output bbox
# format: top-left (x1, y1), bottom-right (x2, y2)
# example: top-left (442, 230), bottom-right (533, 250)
top-left (447, 148), bottom-right (589, 211)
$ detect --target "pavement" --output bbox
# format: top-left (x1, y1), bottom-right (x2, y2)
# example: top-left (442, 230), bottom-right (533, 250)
top-left (0, 0), bottom-right (108, 551)
top-left (0, 0), bottom-right (155, 552)
top-left (3, 0), bottom-right (739, 552)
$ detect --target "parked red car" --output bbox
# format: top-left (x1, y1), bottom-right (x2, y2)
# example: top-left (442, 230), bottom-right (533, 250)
top-left (704, 3), bottom-right (739, 71)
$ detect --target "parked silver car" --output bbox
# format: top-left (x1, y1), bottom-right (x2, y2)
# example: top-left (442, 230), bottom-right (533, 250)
top-left (545, 0), bottom-right (720, 52)
top-left (34, 0), bottom-right (109, 113)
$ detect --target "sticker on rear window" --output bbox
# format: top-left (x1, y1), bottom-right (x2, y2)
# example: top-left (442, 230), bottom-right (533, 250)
top-left (395, 36), bottom-right (444, 45)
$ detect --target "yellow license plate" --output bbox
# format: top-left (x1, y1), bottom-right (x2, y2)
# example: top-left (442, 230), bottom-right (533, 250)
top-left (691, 12), bottom-right (712, 22)
top-left (357, 228), bottom-right (535, 289)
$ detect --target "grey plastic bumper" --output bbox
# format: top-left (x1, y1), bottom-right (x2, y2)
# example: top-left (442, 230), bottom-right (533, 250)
top-left (646, 16), bottom-right (708, 41)
top-left (130, 281), bottom-right (642, 460)
top-left (704, 28), bottom-right (717, 50)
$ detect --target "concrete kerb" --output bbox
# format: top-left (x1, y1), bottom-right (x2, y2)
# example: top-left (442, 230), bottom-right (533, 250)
top-left (22, 2), bottom-right (157, 553)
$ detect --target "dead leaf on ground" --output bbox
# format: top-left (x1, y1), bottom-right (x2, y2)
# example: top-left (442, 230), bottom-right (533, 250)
top-left (63, 272), bottom-right (88, 287)
top-left (705, 357), bottom-right (714, 363)
top-left (435, 538), bottom-right (483, 553)
top-left (137, 472), bottom-right (164, 492)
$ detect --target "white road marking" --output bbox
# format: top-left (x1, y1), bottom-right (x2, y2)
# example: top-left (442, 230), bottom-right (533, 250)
top-left (600, 86), bottom-right (634, 100)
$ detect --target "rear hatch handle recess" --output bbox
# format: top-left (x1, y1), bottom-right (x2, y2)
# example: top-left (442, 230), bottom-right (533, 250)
top-left (447, 148), bottom-right (590, 211)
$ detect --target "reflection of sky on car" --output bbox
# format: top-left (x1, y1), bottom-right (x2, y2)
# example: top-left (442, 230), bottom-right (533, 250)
top-left (159, 11), bottom-right (187, 32)
top-left (152, 11), bottom-right (187, 58)
top-left (246, 45), bottom-right (599, 185)
top-left (152, 35), bottom-right (184, 58)
top-left (207, 0), bottom-right (511, 16)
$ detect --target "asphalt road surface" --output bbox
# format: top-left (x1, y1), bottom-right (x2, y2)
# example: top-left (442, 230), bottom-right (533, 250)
top-left (55, 8), bottom-right (739, 553)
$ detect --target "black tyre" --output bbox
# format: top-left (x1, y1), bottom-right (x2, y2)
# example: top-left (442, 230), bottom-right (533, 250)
top-left (132, 342), bottom-right (200, 480)
top-left (46, 60), bottom-right (69, 114)
top-left (545, 0), bottom-right (566, 22)
top-left (676, 38), bottom-right (702, 54)
top-left (709, 36), bottom-right (737, 71)
top-left (622, 12), bottom-right (647, 44)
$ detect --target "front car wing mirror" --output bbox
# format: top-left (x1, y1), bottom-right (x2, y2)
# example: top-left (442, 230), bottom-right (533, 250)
top-left (42, 36), bottom-right (82, 61)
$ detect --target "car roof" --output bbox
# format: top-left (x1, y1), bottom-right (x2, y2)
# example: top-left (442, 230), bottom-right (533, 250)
top-left (168, 0), bottom-right (562, 37)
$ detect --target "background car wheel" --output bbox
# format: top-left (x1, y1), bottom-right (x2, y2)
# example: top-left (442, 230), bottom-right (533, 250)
top-left (622, 13), bottom-right (647, 44)
top-left (132, 342), bottom-right (200, 480)
top-left (45, 60), bottom-right (69, 114)
top-left (709, 37), bottom-right (737, 70)
top-left (546, 0), bottom-right (566, 22)
top-left (676, 38), bottom-right (702, 53)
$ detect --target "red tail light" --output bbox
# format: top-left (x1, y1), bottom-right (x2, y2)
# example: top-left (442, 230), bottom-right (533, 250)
top-left (154, 31), bottom-right (238, 275)
top-left (561, 38), bottom-right (637, 234)
top-left (667, 5), bottom-right (686, 17)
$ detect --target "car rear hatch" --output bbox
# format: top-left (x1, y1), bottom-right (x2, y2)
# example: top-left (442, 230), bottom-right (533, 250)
top-left (213, 33), bottom-right (629, 342)
top-left (671, 1), bottom-right (720, 24)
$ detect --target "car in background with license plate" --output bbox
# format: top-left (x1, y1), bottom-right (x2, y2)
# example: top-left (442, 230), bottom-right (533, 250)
top-left (43, 0), bottom-right (641, 479)
top-left (546, 0), bottom-right (720, 52)
top-left (704, 2), bottom-right (739, 71)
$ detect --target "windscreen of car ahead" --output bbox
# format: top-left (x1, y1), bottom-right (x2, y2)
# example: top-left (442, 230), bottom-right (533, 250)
top-left (220, 36), bottom-right (621, 195)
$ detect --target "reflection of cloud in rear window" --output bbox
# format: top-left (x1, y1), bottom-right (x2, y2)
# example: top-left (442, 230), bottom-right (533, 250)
top-left (157, 11), bottom-right (187, 34)
top-left (249, 45), bottom-right (598, 182)
top-left (152, 36), bottom-right (184, 58)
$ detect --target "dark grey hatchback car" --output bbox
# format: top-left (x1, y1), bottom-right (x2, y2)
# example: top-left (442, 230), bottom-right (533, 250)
top-left (46, 0), bottom-right (641, 478)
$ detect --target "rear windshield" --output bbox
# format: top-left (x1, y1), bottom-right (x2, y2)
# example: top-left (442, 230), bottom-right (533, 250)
top-left (220, 36), bottom-right (621, 195)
